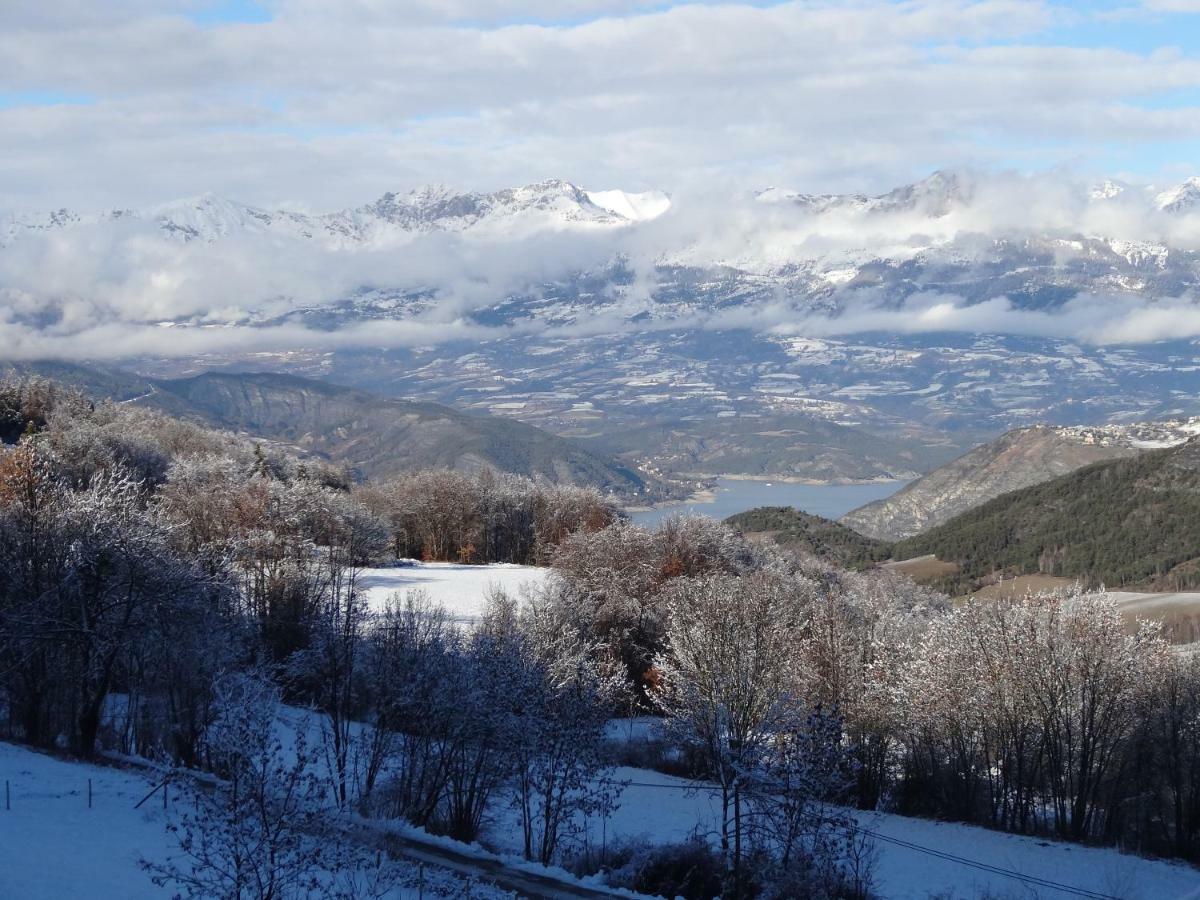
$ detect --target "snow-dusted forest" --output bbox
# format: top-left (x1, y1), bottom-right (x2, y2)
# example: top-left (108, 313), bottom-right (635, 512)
top-left (2, 375), bottom-right (1200, 900)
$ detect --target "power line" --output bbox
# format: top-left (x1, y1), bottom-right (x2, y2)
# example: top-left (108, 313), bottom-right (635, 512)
top-left (846, 823), bottom-right (1124, 900)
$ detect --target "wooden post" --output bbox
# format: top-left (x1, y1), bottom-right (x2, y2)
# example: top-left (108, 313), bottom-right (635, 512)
top-left (88, 778), bottom-right (92, 809)
top-left (5, 779), bottom-right (9, 811)
top-left (418, 863), bottom-right (424, 900)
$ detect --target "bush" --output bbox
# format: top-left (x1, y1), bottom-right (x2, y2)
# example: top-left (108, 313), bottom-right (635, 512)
top-left (607, 839), bottom-right (724, 900)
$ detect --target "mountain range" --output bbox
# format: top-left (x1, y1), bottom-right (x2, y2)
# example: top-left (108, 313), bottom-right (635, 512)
top-left (8, 170), bottom-right (1200, 249)
top-left (0, 180), bottom-right (671, 249)
top-left (5, 171), bottom-right (1200, 483)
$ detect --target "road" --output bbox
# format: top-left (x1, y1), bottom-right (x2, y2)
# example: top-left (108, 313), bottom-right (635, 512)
top-left (354, 824), bottom-right (642, 900)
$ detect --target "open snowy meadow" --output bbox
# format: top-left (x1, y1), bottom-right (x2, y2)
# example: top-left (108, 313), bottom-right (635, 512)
top-left (357, 562), bottom-right (554, 626)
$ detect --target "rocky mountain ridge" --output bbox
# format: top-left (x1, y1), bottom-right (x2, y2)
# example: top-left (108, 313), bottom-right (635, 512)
top-left (842, 420), bottom-right (1200, 541)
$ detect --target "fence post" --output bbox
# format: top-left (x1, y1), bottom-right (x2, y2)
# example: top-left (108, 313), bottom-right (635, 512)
top-left (88, 778), bottom-right (92, 809)
top-left (418, 862), bottom-right (424, 900)
top-left (5, 779), bottom-right (9, 811)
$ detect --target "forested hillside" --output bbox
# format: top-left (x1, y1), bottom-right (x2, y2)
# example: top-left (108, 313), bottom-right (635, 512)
top-left (895, 437), bottom-right (1200, 591)
top-left (724, 505), bottom-right (893, 569)
top-left (841, 425), bottom-right (1138, 540)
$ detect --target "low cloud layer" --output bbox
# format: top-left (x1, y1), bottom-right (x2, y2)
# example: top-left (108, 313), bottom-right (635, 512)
top-left (4, 168), bottom-right (1200, 361)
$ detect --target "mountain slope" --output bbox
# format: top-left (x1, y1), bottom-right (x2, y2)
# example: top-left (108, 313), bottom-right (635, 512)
top-left (145, 371), bottom-right (655, 495)
top-left (724, 506), bottom-right (893, 570)
top-left (893, 438), bottom-right (1200, 591)
top-left (840, 426), bottom-right (1140, 540)
top-left (0, 179), bottom-right (668, 249)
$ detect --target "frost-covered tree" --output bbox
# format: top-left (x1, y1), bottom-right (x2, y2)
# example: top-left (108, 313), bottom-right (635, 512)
top-left (511, 597), bottom-right (623, 865)
top-left (653, 572), bottom-right (810, 897)
top-left (144, 672), bottom-right (380, 900)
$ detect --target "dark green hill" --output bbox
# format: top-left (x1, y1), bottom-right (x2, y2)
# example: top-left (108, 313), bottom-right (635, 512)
top-left (894, 437), bottom-right (1200, 591)
top-left (724, 505), bottom-right (894, 570)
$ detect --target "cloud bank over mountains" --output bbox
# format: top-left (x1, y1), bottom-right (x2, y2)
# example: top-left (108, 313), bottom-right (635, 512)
top-left (3, 1), bottom-right (1200, 211)
top-left (3, 170), bottom-right (1200, 360)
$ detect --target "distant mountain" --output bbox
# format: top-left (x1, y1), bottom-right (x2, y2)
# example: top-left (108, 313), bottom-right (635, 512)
top-left (842, 422), bottom-right (1200, 540)
top-left (7, 172), bottom-right (1200, 482)
top-left (4, 363), bottom-right (662, 498)
top-left (893, 437), bottom-right (1200, 591)
top-left (151, 372), bottom-right (664, 496)
top-left (0, 179), bottom-right (671, 249)
top-left (1156, 176), bottom-right (1200, 214)
top-left (580, 410), bottom-right (951, 483)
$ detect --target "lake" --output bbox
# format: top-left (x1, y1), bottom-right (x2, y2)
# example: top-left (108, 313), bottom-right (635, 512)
top-left (629, 478), bottom-right (909, 527)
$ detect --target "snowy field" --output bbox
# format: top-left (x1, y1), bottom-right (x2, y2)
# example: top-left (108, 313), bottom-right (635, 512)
top-left (358, 562), bottom-right (554, 625)
top-left (481, 765), bottom-right (1200, 900)
top-left (0, 740), bottom-right (515, 900)
top-left (4, 736), bottom-right (1200, 899)
top-left (1111, 591), bottom-right (1200, 615)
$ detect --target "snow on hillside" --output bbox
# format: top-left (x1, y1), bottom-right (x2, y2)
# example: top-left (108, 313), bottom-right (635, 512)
top-left (1156, 176), bottom-right (1200, 213)
top-left (5, 730), bottom-right (1199, 900)
top-left (357, 562), bottom-right (553, 624)
top-left (0, 741), bottom-right (517, 900)
top-left (481, 765), bottom-right (1200, 900)
top-left (0, 180), bottom-right (658, 249)
top-left (0, 742), bottom-right (178, 900)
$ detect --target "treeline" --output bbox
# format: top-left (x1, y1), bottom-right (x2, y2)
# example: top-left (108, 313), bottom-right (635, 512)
top-left (537, 517), bottom-right (1200, 867)
top-left (358, 468), bottom-right (617, 565)
top-left (0, 376), bottom-right (621, 759)
top-left (894, 592), bottom-right (1200, 858)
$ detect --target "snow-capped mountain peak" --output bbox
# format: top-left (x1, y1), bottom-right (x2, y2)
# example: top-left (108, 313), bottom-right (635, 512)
top-left (584, 189), bottom-right (671, 222)
top-left (874, 169), bottom-right (973, 216)
top-left (1089, 179), bottom-right (1127, 201)
top-left (1155, 176), bottom-right (1200, 213)
top-left (148, 193), bottom-right (272, 241)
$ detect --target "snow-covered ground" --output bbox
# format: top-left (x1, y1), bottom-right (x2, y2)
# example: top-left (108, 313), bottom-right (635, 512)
top-left (480, 763), bottom-right (1200, 900)
top-left (0, 740), bottom-right (518, 900)
top-left (358, 562), bottom-right (554, 625)
top-left (0, 742), bottom-right (177, 900)
top-left (1111, 591), bottom-right (1200, 616)
top-left (5, 733), bottom-right (1200, 899)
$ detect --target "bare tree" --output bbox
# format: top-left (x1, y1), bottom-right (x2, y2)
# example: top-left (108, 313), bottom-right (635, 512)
top-left (653, 571), bottom-right (808, 898)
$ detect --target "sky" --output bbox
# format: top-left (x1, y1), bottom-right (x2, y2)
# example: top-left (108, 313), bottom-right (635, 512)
top-left (2, 0), bottom-right (1200, 210)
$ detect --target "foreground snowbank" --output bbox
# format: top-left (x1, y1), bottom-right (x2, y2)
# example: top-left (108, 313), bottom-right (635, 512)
top-left (0, 741), bottom-right (514, 900)
top-left (7, 729), bottom-right (1199, 900)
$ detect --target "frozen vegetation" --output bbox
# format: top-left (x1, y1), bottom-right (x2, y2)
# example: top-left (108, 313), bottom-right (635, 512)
top-left (3, 375), bottom-right (1200, 899)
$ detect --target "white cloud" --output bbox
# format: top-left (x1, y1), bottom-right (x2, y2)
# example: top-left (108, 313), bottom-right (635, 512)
top-left (0, 1), bottom-right (1198, 209)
